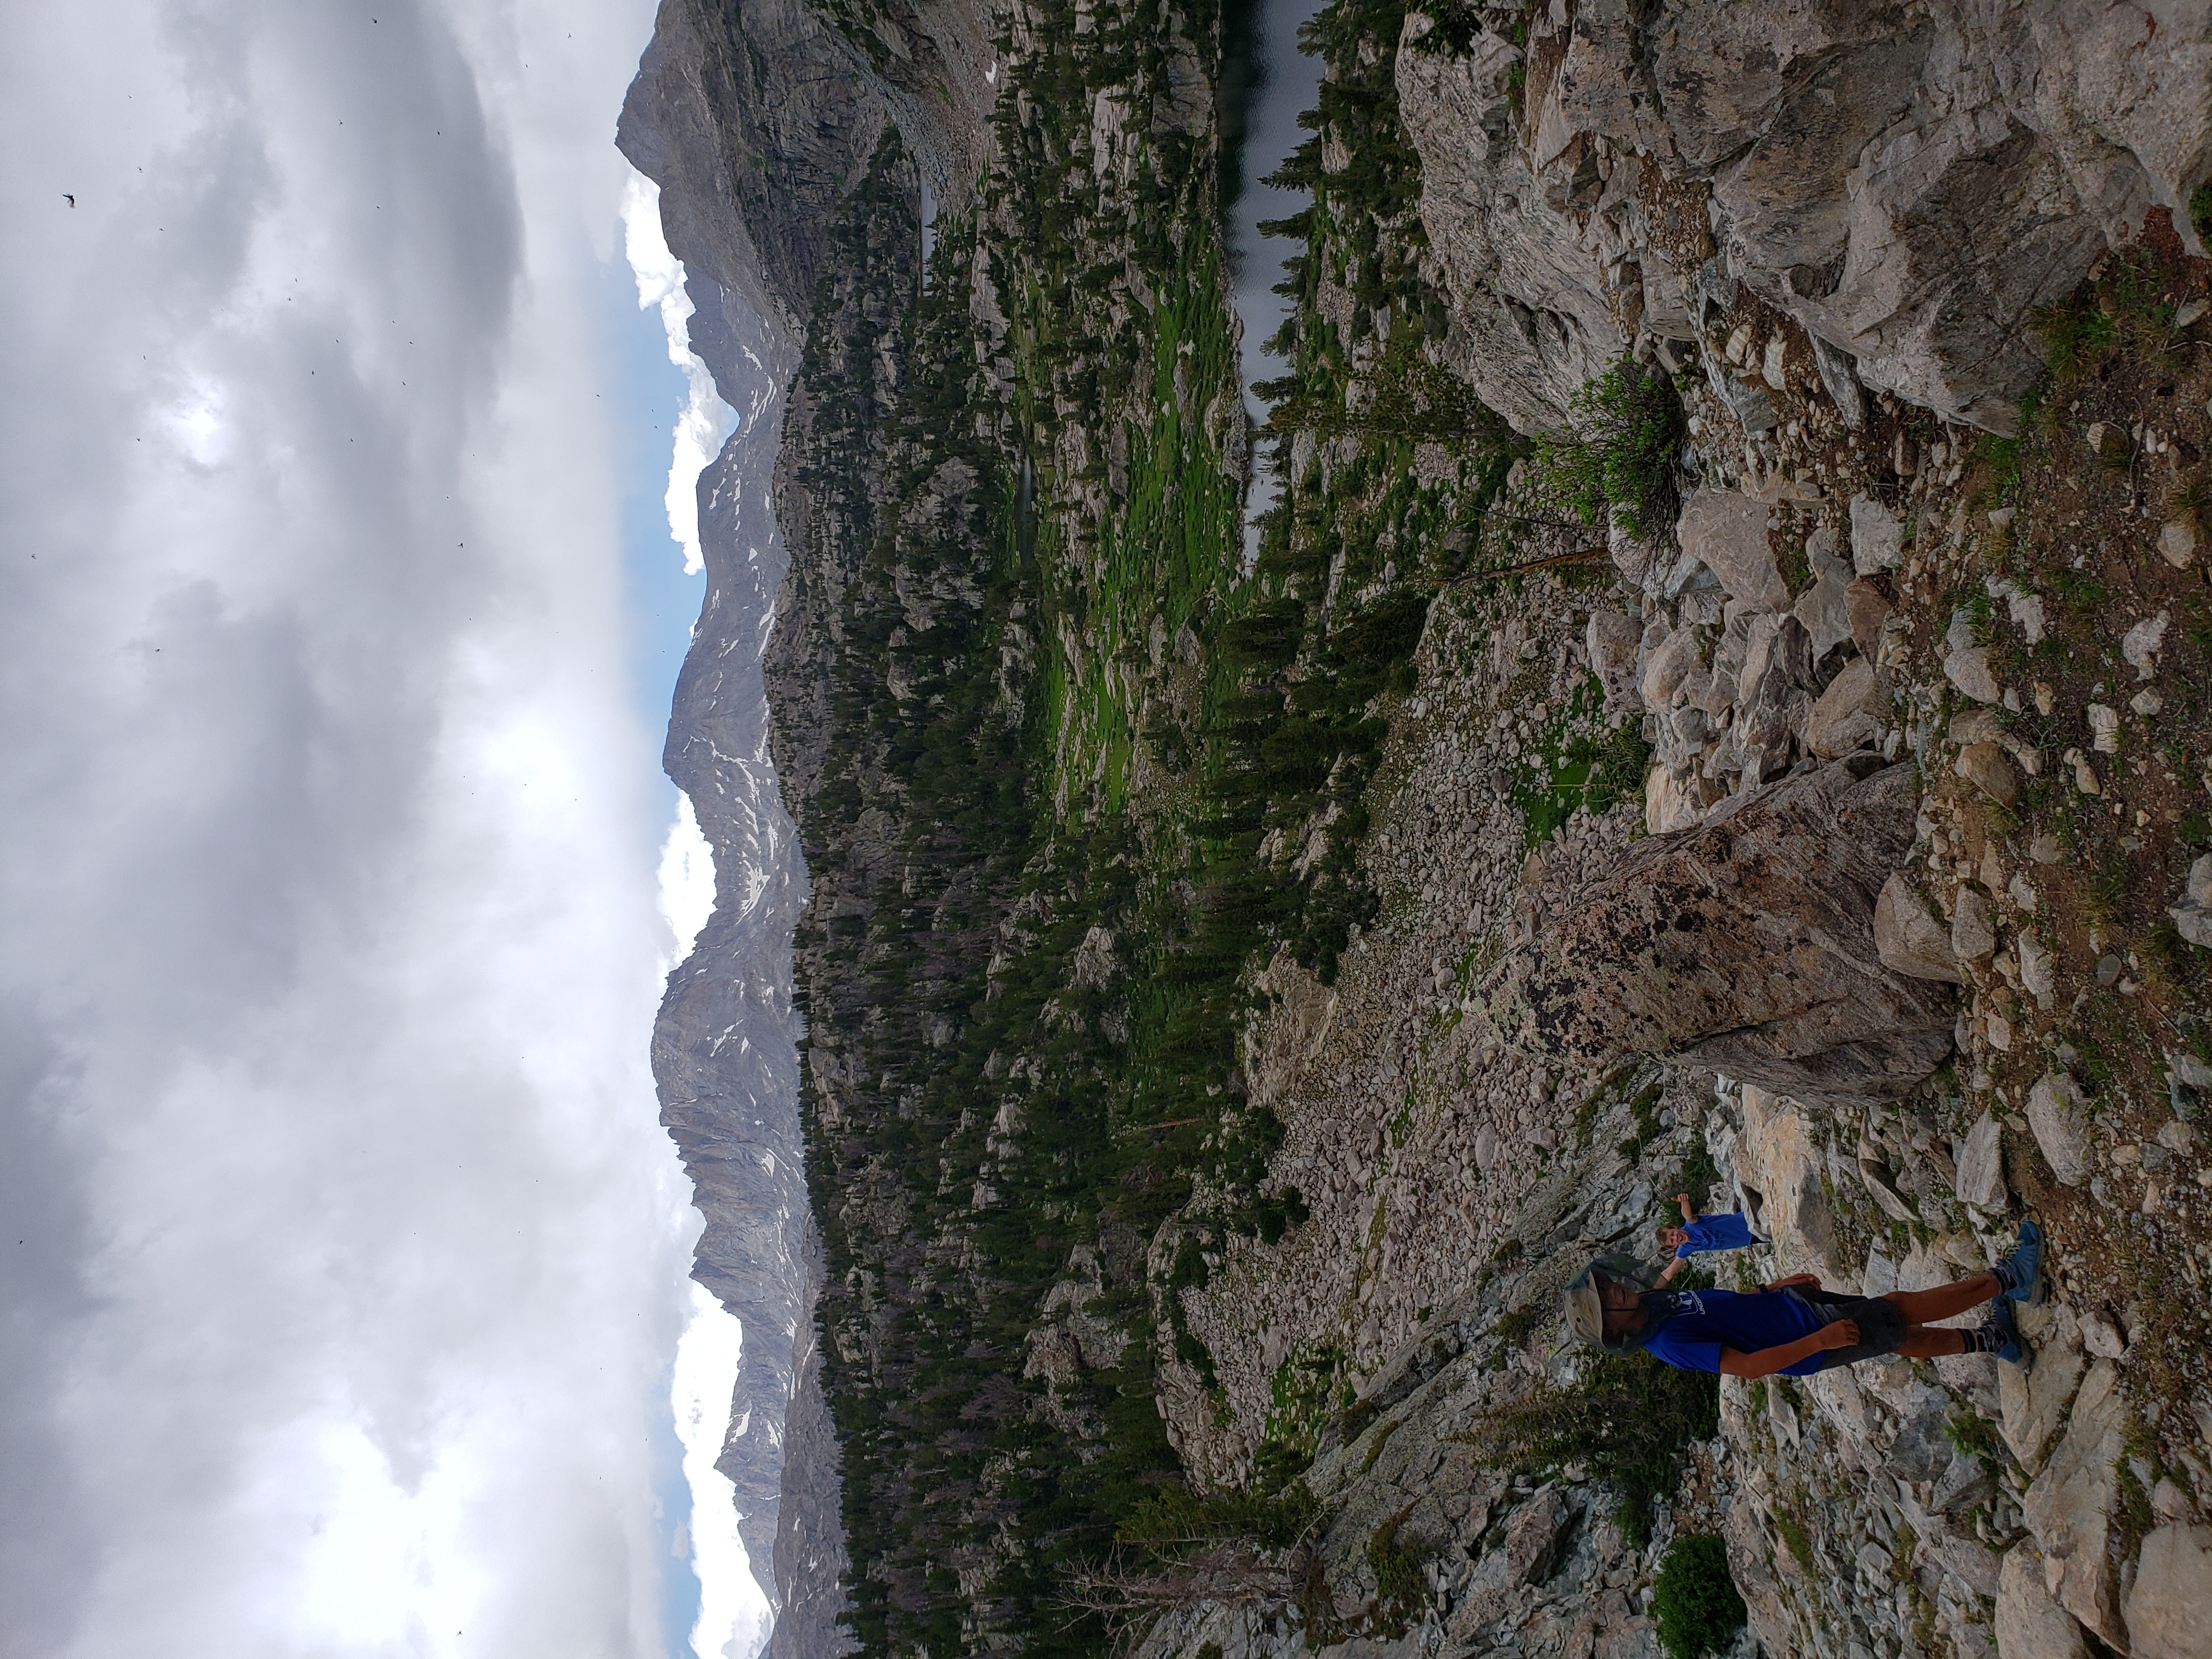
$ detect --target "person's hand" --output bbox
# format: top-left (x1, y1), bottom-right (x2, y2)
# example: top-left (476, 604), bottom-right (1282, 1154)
top-left (1762, 1273), bottom-right (1819, 1292)
top-left (1675, 1193), bottom-right (1693, 1218)
top-left (1816, 1319), bottom-right (1860, 1351)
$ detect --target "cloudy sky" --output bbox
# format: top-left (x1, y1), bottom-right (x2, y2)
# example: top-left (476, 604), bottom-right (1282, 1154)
top-left (0, 2), bottom-right (767, 1655)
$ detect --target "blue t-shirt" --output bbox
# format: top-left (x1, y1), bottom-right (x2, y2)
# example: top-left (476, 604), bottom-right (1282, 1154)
top-left (1674, 1213), bottom-right (1762, 1257)
top-left (1638, 1288), bottom-right (1827, 1376)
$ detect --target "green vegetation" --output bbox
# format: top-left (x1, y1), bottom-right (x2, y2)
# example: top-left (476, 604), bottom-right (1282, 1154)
top-left (1652, 1536), bottom-right (1748, 1659)
top-left (1530, 358), bottom-right (1688, 538)
top-left (1364, 1505), bottom-right (1426, 1637)
top-left (1774, 1506), bottom-right (1816, 1572)
top-left (1456, 1351), bottom-right (1720, 1548)
top-left (1115, 1479), bottom-right (1321, 1553)
top-left (766, 0), bottom-right (1544, 1645)
top-left (1944, 1406), bottom-right (2004, 1474)
top-left (1514, 675), bottom-right (1652, 848)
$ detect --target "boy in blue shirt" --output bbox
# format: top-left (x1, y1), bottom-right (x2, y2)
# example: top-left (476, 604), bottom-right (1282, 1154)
top-left (1654, 1190), bottom-right (1763, 1286)
top-left (1562, 1222), bottom-right (2041, 1377)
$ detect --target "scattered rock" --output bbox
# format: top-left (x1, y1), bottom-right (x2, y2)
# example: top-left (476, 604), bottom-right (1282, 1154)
top-left (2080, 1314), bottom-right (2125, 1360)
top-left (1953, 1113), bottom-right (2006, 1208)
top-left (1472, 1124), bottom-right (1499, 1173)
top-left (2158, 520), bottom-right (2198, 569)
top-left (1607, 516), bottom-right (1667, 592)
top-left (1987, 572), bottom-right (2047, 645)
top-left (2025, 1073), bottom-right (2090, 1186)
top-left (2122, 612), bottom-right (2169, 679)
top-left (1946, 646), bottom-right (2002, 703)
top-left (1586, 607), bottom-right (1643, 716)
top-left (1876, 873), bottom-right (1964, 983)
top-left (1846, 577), bottom-right (1894, 661)
top-left (1640, 624), bottom-right (1704, 708)
top-left (1996, 1543), bottom-right (2090, 1659)
top-left (2126, 1526), bottom-right (2212, 1659)
top-left (1679, 487), bottom-right (1790, 612)
top-left (1806, 657), bottom-right (1889, 757)
top-left (1850, 492), bottom-right (1904, 574)
top-left (1956, 740), bottom-right (2019, 806)
top-left (2087, 704), bottom-right (2120, 753)
top-left (1644, 765), bottom-right (1717, 834)
top-left (2002, 1339), bottom-right (2086, 1475)
top-left (1501, 1487), bottom-right (1572, 1585)
top-left (2017, 930), bottom-right (2055, 997)
top-left (2170, 855), bottom-right (2212, 949)
top-left (1951, 885), bottom-right (1998, 963)
top-left (1792, 526), bottom-right (1855, 658)
top-left (2029, 832), bottom-right (2063, 864)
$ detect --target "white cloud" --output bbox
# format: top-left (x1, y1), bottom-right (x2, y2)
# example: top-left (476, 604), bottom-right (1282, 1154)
top-left (621, 170), bottom-right (733, 577)
top-left (659, 792), bottom-right (720, 964)
top-left (672, 1283), bottom-right (771, 1659)
top-left (0, 1), bottom-right (743, 1655)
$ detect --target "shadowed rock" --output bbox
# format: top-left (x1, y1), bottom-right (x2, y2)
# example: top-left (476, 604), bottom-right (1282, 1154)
top-left (1510, 759), bottom-right (1954, 1105)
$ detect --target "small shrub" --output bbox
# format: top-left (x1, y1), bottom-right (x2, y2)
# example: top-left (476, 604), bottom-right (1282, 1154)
top-left (1774, 1506), bottom-right (1815, 1571)
top-left (1455, 1350), bottom-right (1718, 1548)
top-left (1494, 1302), bottom-right (1547, 1352)
top-left (1366, 1506), bottom-right (1426, 1635)
top-left (1652, 1535), bottom-right (1748, 1659)
top-left (1944, 1406), bottom-right (2003, 1472)
top-left (1529, 359), bottom-right (1686, 538)
top-left (2089, 854), bottom-right (2134, 924)
top-left (2170, 464), bottom-right (2212, 535)
top-left (1115, 1480), bottom-right (1319, 1553)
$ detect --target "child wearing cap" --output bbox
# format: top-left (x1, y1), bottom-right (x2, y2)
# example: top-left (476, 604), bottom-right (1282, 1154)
top-left (1654, 1190), bottom-right (1764, 1286)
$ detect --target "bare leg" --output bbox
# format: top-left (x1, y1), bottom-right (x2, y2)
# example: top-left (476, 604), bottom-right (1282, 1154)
top-left (1884, 1273), bottom-right (2000, 1325)
top-left (1897, 1325), bottom-right (1974, 1359)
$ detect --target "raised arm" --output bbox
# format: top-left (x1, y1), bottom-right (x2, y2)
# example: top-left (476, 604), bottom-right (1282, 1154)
top-left (1675, 1192), bottom-right (1698, 1224)
top-left (1656, 1256), bottom-right (1685, 1285)
top-left (1718, 1319), bottom-right (1858, 1379)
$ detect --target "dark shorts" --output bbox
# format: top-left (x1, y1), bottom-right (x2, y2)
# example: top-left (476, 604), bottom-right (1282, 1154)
top-left (1786, 1287), bottom-right (1908, 1370)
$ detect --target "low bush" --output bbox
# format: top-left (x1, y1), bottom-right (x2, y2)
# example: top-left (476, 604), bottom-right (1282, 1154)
top-left (1114, 1480), bottom-right (1321, 1554)
top-left (1651, 1534), bottom-right (1747, 1659)
top-left (1455, 1350), bottom-right (1718, 1548)
top-left (1530, 359), bottom-right (1686, 538)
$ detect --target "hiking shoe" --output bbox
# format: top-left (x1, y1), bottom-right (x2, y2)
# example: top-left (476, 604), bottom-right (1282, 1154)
top-left (1985, 1298), bottom-right (2029, 1369)
top-left (2002, 1219), bottom-right (2045, 1306)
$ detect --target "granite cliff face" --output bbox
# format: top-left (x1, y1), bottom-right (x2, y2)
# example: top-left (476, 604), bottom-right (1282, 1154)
top-left (1401, 1), bottom-right (2212, 436)
top-left (621, 2), bottom-right (2212, 1657)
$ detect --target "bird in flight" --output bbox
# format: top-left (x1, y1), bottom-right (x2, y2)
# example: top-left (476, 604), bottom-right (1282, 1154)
top-left (64, 194), bottom-right (75, 206)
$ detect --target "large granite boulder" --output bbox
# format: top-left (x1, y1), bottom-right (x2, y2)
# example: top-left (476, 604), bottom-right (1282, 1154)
top-left (1997, 1543), bottom-right (2090, 1659)
top-left (1512, 759), bottom-right (1954, 1104)
top-left (2127, 1525), bottom-right (2212, 1659)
